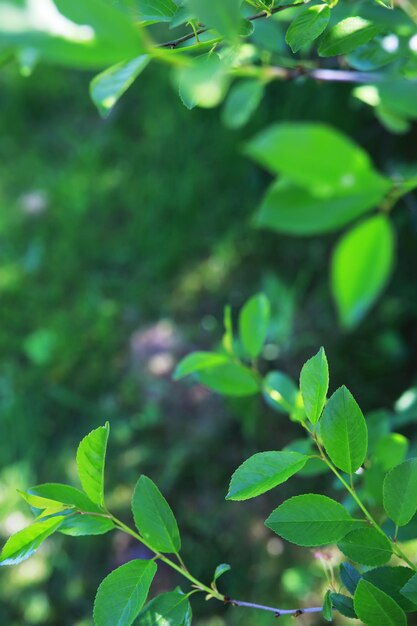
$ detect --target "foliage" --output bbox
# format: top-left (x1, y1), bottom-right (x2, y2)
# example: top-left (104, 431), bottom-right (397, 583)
top-left (3, 294), bottom-right (417, 624)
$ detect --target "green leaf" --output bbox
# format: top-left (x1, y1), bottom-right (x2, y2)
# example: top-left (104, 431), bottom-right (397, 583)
top-left (300, 346), bottom-right (329, 425)
top-left (132, 475), bottom-right (181, 554)
top-left (135, 0), bottom-right (177, 22)
top-left (265, 494), bottom-right (360, 547)
top-left (364, 567), bottom-right (416, 611)
top-left (400, 573), bottom-right (417, 607)
top-left (238, 293), bottom-right (270, 359)
top-left (76, 423), bottom-right (110, 508)
top-left (173, 351), bottom-right (230, 380)
top-left (0, 0), bottom-right (145, 69)
top-left (197, 362), bottom-right (260, 396)
top-left (21, 483), bottom-right (104, 513)
top-left (320, 386), bottom-right (368, 474)
top-left (319, 17), bottom-right (382, 57)
top-left (253, 176), bottom-right (390, 236)
top-left (354, 579), bottom-right (406, 626)
top-left (0, 517), bottom-right (65, 566)
top-left (226, 451), bottom-right (308, 501)
top-left (90, 55), bottom-right (150, 118)
top-left (338, 527), bottom-right (392, 566)
top-left (188, 0), bottom-right (242, 41)
top-left (373, 433), bottom-right (408, 472)
top-left (136, 591), bottom-right (191, 625)
top-left (377, 81), bottom-right (417, 121)
top-left (177, 54), bottom-right (229, 109)
top-left (330, 593), bottom-right (356, 619)
top-left (322, 589), bottom-right (333, 621)
top-left (340, 562), bottom-right (361, 595)
top-left (58, 513), bottom-right (114, 537)
top-left (263, 371), bottom-right (303, 420)
top-left (246, 123), bottom-right (391, 197)
top-left (331, 215), bottom-right (395, 328)
top-left (286, 4), bottom-right (330, 53)
top-left (94, 559), bottom-right (157, 626)
top-left (221, 79), bottom-right (264, 129)
top-left (213, 563), bottom-right (231, 582)
top-left (383, 458), bottom-right (417, 526)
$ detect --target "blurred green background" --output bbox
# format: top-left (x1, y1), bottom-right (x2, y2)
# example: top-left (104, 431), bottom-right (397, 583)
top-left (0, 60), bottom-right (417, 625)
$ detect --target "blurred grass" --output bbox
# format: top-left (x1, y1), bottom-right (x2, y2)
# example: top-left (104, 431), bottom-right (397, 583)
top-left (0, 60), bottom-right (416, 625)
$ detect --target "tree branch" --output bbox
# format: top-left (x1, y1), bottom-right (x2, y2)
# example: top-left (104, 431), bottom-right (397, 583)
top-left (158, 3), bottom-right (303, 49)
top-left (225, 597), bottom-right (324, 617)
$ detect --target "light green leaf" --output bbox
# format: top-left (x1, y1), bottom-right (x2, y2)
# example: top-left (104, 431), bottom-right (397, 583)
top-left (0, 0), bottom-right (145, 69)
top-left (320, 386), bottom-right (368, 474)
top-left (265, 494), bottom-right (360, 547)
top-left (90, 55), bottom-right (150, 118)
top-left (221, 79), bottom-right (264, 129)
top-left (76, 423), bottom-right (110, 507)
top-left (197, 362), bottom-right (260, 396)
top-left (21, 483), bottom-right (104, 513)
top-left (286, 4), bottom-right (330, 53)
top-left (213, 563), bottom-right (231, 582)
top-left (177, 54), bottom-right (229, 109)
top-left (354, 580), bottom-right (406, 626)
top-left (132, 475), bottom-right (181, 554)
top-left (253, 176), bottom-right (390, 236)
top-left (331, 215), bottom-right (395, 328)
top-left (58, 513), bottom-right (114, 537)
top-left (338, 527), bottom-right (392, 566)
top-left (319, 17), bottom-right (382, 57)
top-left (226, 451), bottom-right (308, 501)
top-left (383, 458), bottom-right (417, 526)
top-left (238, 293), bottom-right (270, 359)
top-left (400, 573), bottom-right (417, 607)
top-left (136, 0), bottom-right (177, 22)
top-left (246, 123), bottom-right (391, 198)
top-left (188, 0), bottom-right (242, 41)
top-left (94, 559), bottom-right (157, 626)
top-left (173, 351), bottom-right (230, 380)
top-left (263, 371), bottom-right (303, 420)
top-left (322, 589), bottom-right (333, 622)
top-left (0, 517), bottom-right (65, 566)
top-left (137, 591), bottom-right (191, 625)
top-left (300, 346), bottom-right (329, 425)
top-left (373, 433), bottom-right (408, 472)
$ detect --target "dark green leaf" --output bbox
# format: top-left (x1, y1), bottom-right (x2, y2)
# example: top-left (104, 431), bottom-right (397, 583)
top-left (354, 579), bottom-right (406, 626)
top-left (330, 593), bottom-right (356, 618)
top-left (340, 562), bottom-right (361, 595)
top-left (400, 573), bottom-right (417, 607)
top-left (213, 563), bottom-right (231, 582)
top-left (364, 567), bottom-right (416, 611)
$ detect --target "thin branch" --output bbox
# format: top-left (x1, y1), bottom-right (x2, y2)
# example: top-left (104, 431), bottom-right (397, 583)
top-left (225, 597), bottom-right (324, 617)
top-left (158, 3), bottom-right (303, 49)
